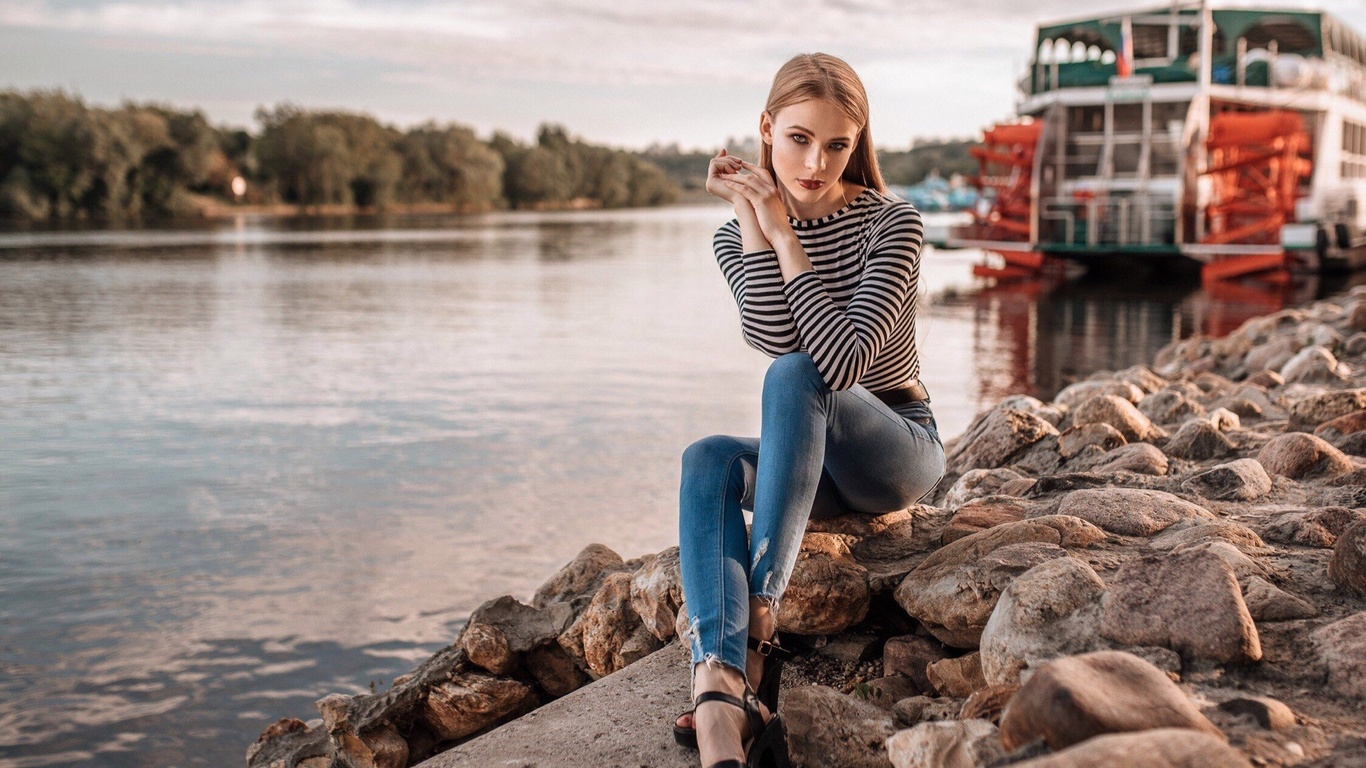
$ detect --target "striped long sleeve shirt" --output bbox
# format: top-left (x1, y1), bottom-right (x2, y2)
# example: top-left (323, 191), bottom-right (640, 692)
top-left (713, 187), bottom-right (925, 392)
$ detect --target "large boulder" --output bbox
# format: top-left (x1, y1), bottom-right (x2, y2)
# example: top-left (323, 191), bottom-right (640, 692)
top-left (1099, 548), bottom-right (1261, 664)
top-left (558, 572), bottom-right (662, 678)
top-left (947, 408), bottom-right (1058, 474)
top-left (532, 543), bottom-right (629, 610)
top-left (1287, 388), bottom-right (1366, 432)
top-left (884, 719), bottom-right (1005, 768)
top-left (629, 547), bottom-right (682, 641)
top-left (1138, 390), bottom-right (1207, 427)
top-left (883, 635), bottom-right (949, 694)
top-left (779, 534), bottom-right (871, 635)
top-left (979, 557), bottom-right (1108, 686)
top-left (1313, 612), bottom-right (1366, 699)
top-left (1180, 459), bottom-right (1273, 501)
top-left (1072, 442), bottom-right (1169, 476)
top-left (1057, 423), bottom-right (1127, 459)
top-left (1257, 506), bottom-right (1366, 548)
top-left (1008, 729), bottom-right (1252, 768)
top-left (894, 517), bottom-right (1104, 648)
top-left (1314, 409), bottom-right (1366, 442)
top-left (1054, 379), bottom-right (1144, 410)
top-left (1328, 520), bottom-right (1366, 598)
top-left (998, 651), bottom-right (1223, 751)
top-left (1056, 489), bottom-right (1213, 537)
top-left (420, 671), bottom-right (539, 742)
top-left (1073, 395), bottom-right (1167, 442)
top-left (941, 496), bottom-right (1033, 544)
top-left (459, 596), bottom-right (575, 675)
top-left (1147, 519), bottom-right (1267, 554)
top-left (1241, 576), bottom-right (1319, 621)
top-left (782, 684), bottom-right (898, 768)
top-left (1164, 420), bottom-right (1234, 461)
top-left (1281, 345), bottom-right (1347, 383)
top-left (1255, 432), bottom-right (1355, 480)
top-left (942, 468), bottom-right (1030, 512)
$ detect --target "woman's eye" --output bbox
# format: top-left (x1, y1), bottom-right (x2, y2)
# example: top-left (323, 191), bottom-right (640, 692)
top-left (790, 134), bottom-right (807, 143)
top-left (830, 143), bottom-right (848, 151)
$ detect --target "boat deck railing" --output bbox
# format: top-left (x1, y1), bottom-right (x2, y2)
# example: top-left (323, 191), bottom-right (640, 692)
top-left (1040, 196), bottom-right (1177, 248)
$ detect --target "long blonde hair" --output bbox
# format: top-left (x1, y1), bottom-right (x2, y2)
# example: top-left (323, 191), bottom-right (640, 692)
top-left (760, 53), bottom-right (887, 195)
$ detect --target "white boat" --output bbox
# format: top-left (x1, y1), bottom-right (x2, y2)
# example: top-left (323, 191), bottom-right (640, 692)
top-left (942, 1), bottom-right (1366, 281)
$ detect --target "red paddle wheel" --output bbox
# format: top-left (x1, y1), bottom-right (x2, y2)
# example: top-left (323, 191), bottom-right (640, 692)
top-left (1198, 109), bottom-right (1313, 282)
top-left (968, 122), bottom-right (1047, 280)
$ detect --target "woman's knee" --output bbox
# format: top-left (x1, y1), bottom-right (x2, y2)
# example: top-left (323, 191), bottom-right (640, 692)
top-left (763, 352), bottom-right (824, 392)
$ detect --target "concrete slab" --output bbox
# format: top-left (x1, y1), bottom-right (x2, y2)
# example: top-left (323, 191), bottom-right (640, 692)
top-left (417, 645), bottom-right (698, 768)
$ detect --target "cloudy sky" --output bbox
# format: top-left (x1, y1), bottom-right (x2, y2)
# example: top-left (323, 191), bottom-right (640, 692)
top-left (5, 0), bottom-right (1366, 150)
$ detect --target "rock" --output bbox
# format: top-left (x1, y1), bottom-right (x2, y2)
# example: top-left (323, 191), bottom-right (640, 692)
top-left (1192, 371), bottom-right (1236, 397)
top-left (1314, 408), bottom-right (1366, 441)
top-left (1074, 395), bottom-right (1167, 442)
top-left (941, 496), bottom-right (1031, 543)
top-left (1055, 379), bottom-right (1144, 410)
top-left (979, 557), bottom-right (1108, 686)
top-left (959, 684), bottom-right (1018, 724)
top-left (1258, 506), bottom-right (1365, 548)
top-left (998, 394), bottom-right (1067, 426)
top-left (1147, 519), bottom-right (1267, 553)
top-left (818, 633), bottom-right (885, 664)
top-left (850, 516), bottom-right (940, 594)
top-left (523, 643), bottom-right (591, 698)
top-left (926, 653), bottom-right (987, 698)
top-left (1329, 520), bottom-right (1366, 598)
top-left (1216, 695), bottom-right (1297, 730)
top-left (884, 719), bottom-right (1005, 768)
top-left (532, 543), bottom-right (629, 610)
top-left (1287, 388), bottom-right (1366, 432)
top-left (1009, 433), bottom-right (1064, 475)
top-left (629, 547), bottom-right (682, 641)
top-left (861, 675), bottom-right (922, 711)
top-left (892, 696), bottom-right (963, 727)
top-left (1008, 729), bottom-right (1252, 768)
top-left (1181, 459), bottom-right (1273, 501)
top-left (779, 536), bottom-right (871, 635)
top-left (808, 509), bottom-right (914, 537)
top-left (1206, 408), bottom-right (1241, 431)
top-left (1116, 365), bottom-right (1168, 394)
top-left (1099, 548), bottom-right (1261, 663)
top-left (1347, 331), bottom-right (1366, 355)
top-left (946, 408), bottom-right (1058, 474)
top-left (1057, 488), bottom-right (1213, 537)
top-left (1336, 431), bottom-right (1366, 456)
top-left (895, 517), bottom-right (1103, 648)
top-left (1281, 345), bottom-right (1347, 383)
top-left (460, 596), bottom-right (574, 675)
top-left (1244, 336), bottom-right (1303, 374)
top-left (1299, 318), bottom-right (1345, 346)
top-left (1138, 389), bottom-right (1208, 426)
top-left (1313, 612), bottom-right (1366, 699)
top-left (1351, 302), bottom-right (1366, 332)
top-left (1241, 576), bottom-right (1319, 621)
top-left (1077, 442), bottom-right (1170, 475)
top-left (781, 684), bottom-right (898, 768)
top-left (942, 469), bottom-right (1029, 511)
top-left (1178, 540), bottom-right (1270, 584)
top-left (1216, 396), bottom-right (1264, 420)
top-left (421, 671), bottom-right (538, 741)
top-left (558, 571), bottom-right (661, 678)
top-left (883, 635), bottom-right (949, 693)
top-left (998, 651), bottom-right (1224, 751)
top-left (1057, 423), bottom-right (1127, 459)
top-left (1256, 432), bottom-right (1355, 480)
top-left (1244, 370), bottom-right (1285, 389)
top-left (1164, 420), bottom-right (1235, 461)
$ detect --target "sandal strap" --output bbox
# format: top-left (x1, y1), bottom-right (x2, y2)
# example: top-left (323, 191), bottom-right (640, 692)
top-left (693, 690), bottom-right (745, 709)
top-left (707, 762), bottom-right (747, 768)
top-left (748, 633), bottom-right (794, 660)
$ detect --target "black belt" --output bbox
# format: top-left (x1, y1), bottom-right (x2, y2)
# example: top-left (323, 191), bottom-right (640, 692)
top-left (872, 379), bottom-right (931, 408)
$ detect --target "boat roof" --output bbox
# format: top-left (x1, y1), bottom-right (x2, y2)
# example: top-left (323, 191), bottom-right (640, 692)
top-left (1035, 4), bottom-right (1366, 63)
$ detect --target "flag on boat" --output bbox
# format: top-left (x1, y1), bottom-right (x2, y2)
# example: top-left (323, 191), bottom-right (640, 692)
top-left (1117, 16), bottom-right (1134, 77)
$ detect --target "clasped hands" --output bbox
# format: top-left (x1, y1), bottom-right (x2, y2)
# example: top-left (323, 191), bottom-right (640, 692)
top-left (705, 149), bottom-right (794, 248)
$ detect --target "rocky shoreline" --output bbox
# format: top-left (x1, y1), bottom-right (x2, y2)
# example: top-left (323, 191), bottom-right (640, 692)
top-left (249, 286), bottom-right (1366, 768)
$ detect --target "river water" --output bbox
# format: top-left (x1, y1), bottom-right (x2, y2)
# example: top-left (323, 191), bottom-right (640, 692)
top-left (0, 205), bottom-right (1346, 767)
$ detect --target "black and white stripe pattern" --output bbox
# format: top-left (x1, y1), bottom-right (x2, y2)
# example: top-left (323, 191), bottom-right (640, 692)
top-left (713, 188), bottom-right (924, 392)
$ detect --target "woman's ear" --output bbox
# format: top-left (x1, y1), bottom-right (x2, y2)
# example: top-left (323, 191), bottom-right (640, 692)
top-left (759, 111), bottom-right (773, 145)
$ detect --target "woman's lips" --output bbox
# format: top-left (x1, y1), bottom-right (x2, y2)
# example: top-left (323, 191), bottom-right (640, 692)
top-left (797, 179), bottom-right (824, 190)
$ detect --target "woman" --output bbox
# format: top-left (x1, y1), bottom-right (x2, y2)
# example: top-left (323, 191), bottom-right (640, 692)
top-left (674, 53), bottom-right (946, 768)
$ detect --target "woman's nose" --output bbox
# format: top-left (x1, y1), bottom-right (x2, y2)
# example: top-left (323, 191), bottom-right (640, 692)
top-left (806, 151), bottom-right (825, 171)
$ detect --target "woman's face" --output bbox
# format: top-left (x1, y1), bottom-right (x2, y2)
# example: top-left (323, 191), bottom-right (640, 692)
top-left (761, 98), bottom-right (862, 211)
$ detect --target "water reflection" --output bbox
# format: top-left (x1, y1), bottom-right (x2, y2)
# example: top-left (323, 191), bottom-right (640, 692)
top-left (1, 208), bottom-right (1361, 767)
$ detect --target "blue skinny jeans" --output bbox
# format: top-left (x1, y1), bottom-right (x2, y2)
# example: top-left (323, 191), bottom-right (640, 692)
top-left (677, 352), bottom-right (946, 675)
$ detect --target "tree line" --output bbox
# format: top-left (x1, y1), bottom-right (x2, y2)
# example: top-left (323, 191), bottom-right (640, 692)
top-left (0, 90), bottom-right (678, 221)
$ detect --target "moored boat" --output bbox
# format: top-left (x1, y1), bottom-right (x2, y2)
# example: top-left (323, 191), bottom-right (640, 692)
top-left (942, 1), bottom-right (1366, 282)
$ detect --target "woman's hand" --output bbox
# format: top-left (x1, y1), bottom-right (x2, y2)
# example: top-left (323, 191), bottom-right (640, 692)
top-left (719, 160), bottom-right (793, 246)
top-left (705, 149), bottom-right (746, 204)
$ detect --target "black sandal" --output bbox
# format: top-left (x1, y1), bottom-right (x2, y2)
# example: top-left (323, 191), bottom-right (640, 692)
top-left (693, 688), bottom-right (791, 768)
top-left (674, 634), bottom-right (793, 750)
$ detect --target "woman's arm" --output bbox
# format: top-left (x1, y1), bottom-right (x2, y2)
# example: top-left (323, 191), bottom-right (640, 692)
top-left (779, 203), bottom-right (924, 390)
top-left (714, 210), bottom-right (801, 356)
